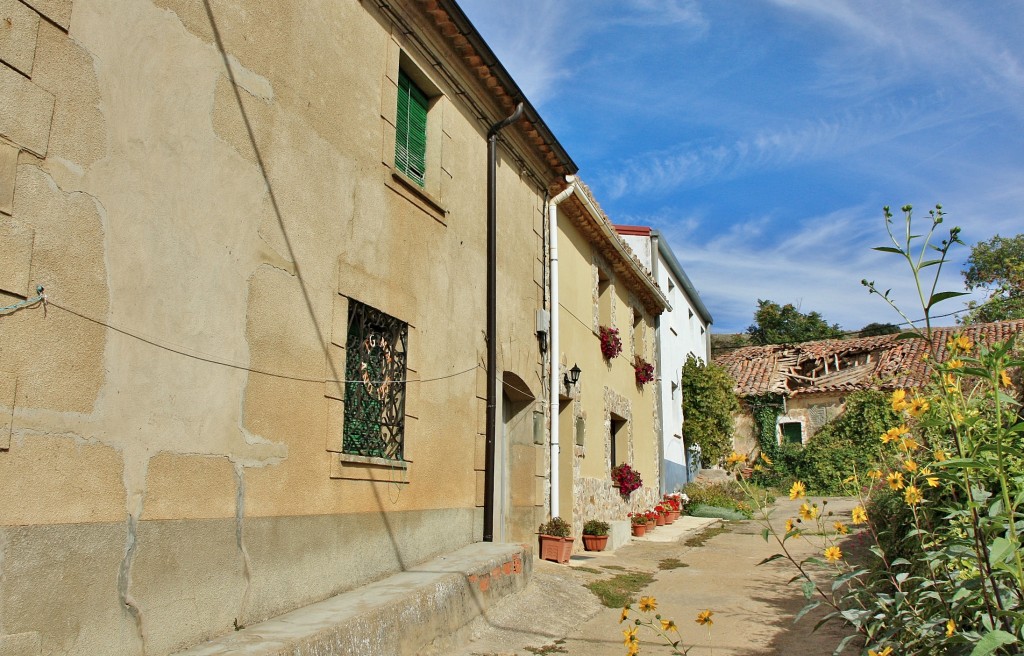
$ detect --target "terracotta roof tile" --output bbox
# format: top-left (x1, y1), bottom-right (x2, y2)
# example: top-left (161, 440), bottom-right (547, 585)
top-left (714, 319), bottom-right (1024, 397)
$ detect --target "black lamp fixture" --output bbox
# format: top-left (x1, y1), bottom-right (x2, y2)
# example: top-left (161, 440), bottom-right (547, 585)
top-left (564, 363), bottom-right (581, 388)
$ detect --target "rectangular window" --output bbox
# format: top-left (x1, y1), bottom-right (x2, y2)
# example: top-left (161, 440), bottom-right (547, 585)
top-left (343, 300), bottom-right (409, 460)
top-left (779, 421), bottom-right (802, 445)
top-left (395, 71), bottom-right (428, 186)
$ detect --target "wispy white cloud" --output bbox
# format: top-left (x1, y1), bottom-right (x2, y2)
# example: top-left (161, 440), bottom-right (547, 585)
top-left (614, 0), bottom-right (708, 31)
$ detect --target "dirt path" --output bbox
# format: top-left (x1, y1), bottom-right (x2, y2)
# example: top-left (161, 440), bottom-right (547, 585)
top-left (447, 497), bottom-right (861, 656)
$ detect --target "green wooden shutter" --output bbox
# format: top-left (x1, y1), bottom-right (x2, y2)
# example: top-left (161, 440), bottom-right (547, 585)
top-left (396, 71), bottom-right (428, 186)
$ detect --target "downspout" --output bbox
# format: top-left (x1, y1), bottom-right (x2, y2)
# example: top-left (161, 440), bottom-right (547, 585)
top-left (547, 176), bottom-right (577, 519)
top-left (650, 232), bottom-right (666, 495)
top-left (484, 102), bottom-right (524, 543)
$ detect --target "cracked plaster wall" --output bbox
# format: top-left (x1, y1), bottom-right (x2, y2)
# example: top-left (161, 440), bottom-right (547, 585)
top-left (0, 0), bottom-right (548, 653)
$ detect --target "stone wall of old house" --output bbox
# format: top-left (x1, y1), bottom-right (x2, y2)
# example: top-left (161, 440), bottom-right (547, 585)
top-left (0, 1), bottom-right (553, 653)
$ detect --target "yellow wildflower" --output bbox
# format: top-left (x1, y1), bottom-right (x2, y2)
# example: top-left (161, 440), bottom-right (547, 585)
top-left (905, 485), bottom-right (923, 505)
top-left (934, 449), bottom-right (948, 462)
top-left (957, 335), bottom-right (973, 351)
top-left (619, 606), bottom-right (630, 624)
top-left (946, 618), bottom-right (956, 637)
top-left (891, 389), bottom-right (909, 412)
top-left (881, 427), bottom-right (900, 444)
top-left (623, 625), bottom-right (639, 646)
top-left (638, 596), bottom-right (657, 612)
top-left (947, 358), bottom-right (964, 369)
top-left (824, 546), bottom-right (843, 562)
top-left (888, 472), bottom-right (905, 490)
top-left (903, 459), bottom-right (918, 473)
top-left (760, 451), bottom-right (773, 465)
top-left (799, 502), bottom-right (819, 521)
top-left (660, 618), bottom-right (678, 632)
top-left (789, 481), bottom-right (807, 500)
top-left (695, 610), bottom-right (714, 626)
top-left (833, 521), bottom-right (849, 535)
top-left (852, 505), bottom-right (868, 524)
top-left (627, 643), bottom-right (640, 656)
top-left (726, 451), bottom-right (745, 467)
top-left (869, 647), bottom-right (893, 656)
top-left (1000, 369), bottom-right (1012, 387)
top-left (907, 397), bottom-right (930, 417)
top-left (943, 373), bottom-right (957, 390)
top-left (868, 469), bottom-right (883, 480)
top-left (785, 518), bottom-right (797, 534)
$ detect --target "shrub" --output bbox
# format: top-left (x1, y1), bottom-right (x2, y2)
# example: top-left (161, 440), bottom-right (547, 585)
top-left (538, 516), bottom-right (571, 537)
top-left (582, 519), bottom-right (610, 536)
top-left (681, 354), bottom-right (739, 465)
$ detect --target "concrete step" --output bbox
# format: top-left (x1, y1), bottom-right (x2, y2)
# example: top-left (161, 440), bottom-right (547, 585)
top-left (175, 542), bottom-right (531, 656)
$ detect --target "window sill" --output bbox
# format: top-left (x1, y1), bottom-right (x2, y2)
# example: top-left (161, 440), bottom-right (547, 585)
top-left (330, 453), bottom-right (412, 481)
top-left (385, 170), bottom-right (448, 225)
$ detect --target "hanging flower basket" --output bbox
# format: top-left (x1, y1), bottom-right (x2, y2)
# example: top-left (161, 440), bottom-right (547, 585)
top-left (634, 357), bottom-right (654, 386)
top-left (599, 326), bottom-right (622, 360)
top-left (611, 463), bottom-right (642, 497)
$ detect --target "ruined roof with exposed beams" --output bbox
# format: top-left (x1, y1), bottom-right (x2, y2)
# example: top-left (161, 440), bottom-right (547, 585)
top-left (715, 320), bottom-right (1024, 398)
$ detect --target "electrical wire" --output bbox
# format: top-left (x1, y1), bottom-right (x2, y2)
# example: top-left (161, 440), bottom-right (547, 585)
top-left (44, 299), bottom-right (479, 385)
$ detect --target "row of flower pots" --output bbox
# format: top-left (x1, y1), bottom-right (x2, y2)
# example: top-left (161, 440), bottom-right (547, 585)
top-left (537, 494), bottom-right (689, 562)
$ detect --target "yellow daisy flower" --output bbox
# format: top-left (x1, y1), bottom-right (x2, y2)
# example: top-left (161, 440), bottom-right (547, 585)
top-left (760, 451), bottom-right (773, 465)
top-left (833, 521), bottom-right (849, 535)
top-left (891, 389), bottom-right (909, 412)
top-left (1000, 370), bottom-right (1012, 387)
top-left (946, 618), bottom-right (956, 637)
top-left (824, 546), bottom-right (843, 562)
top-left (638, 596), bottom-right (657, 612)
top-left (869, 647), bottom-right (893, 656)
top-left (627, 643), bottom-right (640, 656)
top-left (868, 469), bottom-right (883, 480)
top-left (887, 472), bottom-right (905, 490)
top-left (956, 335), bottom-right (973, 351)
top-left (907, 397), bottom-right (930, 417)
top-left (900, 435), bottom-right (921, 451)
top-left (852, 505), bottom-right (868, 524)
top-left (799, 502), bottom-right (819, 521)
top-left (726, 451), bottom-right (745, 467)
top-left (903, 459), bottom-right (918, 473)
top-left (947, 358), bottom-right (964, 369)
top-left (934, 449), bottom-right (948, 462)
top-left (695, 609), bottom-right (714, 626)
top-left (661, 618), bottom-right (678, 632)
top-left (904, 485), bottom-right (923, 505)
top-left (619, 606), bottom-right (630, 624)
top-left (623, 626), bottom-right (639, 646)
top-left (789, 481), bottom-right (806, 500)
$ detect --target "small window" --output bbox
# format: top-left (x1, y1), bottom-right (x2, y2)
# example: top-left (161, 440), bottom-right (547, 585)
top-left (597, 269), bottom-right (612, 327)
top-left (395, 71), bottom-right (428, 186)
top-left (343, 300), bottom-right (409, 460)
top-left (632, 308), bottom-right (644, 358)
top-left (610, 414), bottom-right (627, 467)
top-left (779, 421), bottom-right (802, 445)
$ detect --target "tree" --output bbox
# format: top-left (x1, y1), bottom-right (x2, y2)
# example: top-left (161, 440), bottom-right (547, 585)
top-left (857, 322), bottom-right (900, 337)
top-left (680, 354), bottom-right (739, 466)
top-left (745, 299), bottom-right (844, 345)
top-left (961, 233), bottom-right (1024, 324)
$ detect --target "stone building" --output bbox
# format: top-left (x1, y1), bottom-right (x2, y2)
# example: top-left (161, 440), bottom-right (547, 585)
top-left (546, 180), bottom-right (669, 544)
top-left (0, 0), bottom-right (576, 652)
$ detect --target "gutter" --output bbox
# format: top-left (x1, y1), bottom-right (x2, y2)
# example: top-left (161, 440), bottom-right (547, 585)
top-left (650, 232), bottom-right (667, 495)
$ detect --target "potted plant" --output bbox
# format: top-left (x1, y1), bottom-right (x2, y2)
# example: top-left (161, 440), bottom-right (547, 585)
top-left (634, 356), bottom-right (655, 387)
top-left (582, 519), bottom-right (611, 552)
top-left (628, 513), bottom-right (647, 537)
top-left (537, 517), bottom-right (573, 563)
top-left (654, 504), bottom-right (667, 526)
top-left (644, 510), bottom-right (657, 531)
top-left (611, 463), bottom-right (643, 498)
top-left (599, 326), bottom-right (622, 360)
top-left (663, 496), bottom-right (681, 522)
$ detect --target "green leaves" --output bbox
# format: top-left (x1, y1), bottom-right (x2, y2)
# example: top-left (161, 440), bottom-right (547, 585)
top-left (969, 630), bottom-right (1017, 656)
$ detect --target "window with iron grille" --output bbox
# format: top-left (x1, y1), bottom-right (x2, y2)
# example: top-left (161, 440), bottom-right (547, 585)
top-left (395, 70), bottom-right (428, 186)
top-left (343, 300), bottom-right (408, 460)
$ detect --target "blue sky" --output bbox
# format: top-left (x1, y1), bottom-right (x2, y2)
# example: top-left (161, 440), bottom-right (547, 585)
top-left (458, 0), bottom-right (1024, 333)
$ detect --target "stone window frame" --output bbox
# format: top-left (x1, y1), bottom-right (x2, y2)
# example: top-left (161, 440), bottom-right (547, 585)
top-left (603, 387), bottom-right (632, 475)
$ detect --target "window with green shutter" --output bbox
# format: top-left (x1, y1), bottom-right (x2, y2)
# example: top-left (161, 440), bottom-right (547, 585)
top-left (395, 71), bottom-right (428, 186)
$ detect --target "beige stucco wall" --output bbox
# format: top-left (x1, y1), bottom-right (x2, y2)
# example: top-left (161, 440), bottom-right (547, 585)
top-left (732, 392), bottom-right (848, 457)
top-left (0, 0), bottom-right (550, 653)
top-left (555, 218), bottom-right (660, 542)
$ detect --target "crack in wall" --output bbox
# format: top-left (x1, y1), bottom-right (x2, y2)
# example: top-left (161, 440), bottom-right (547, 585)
top-left (117, 509), bottom-right (146, 654)
top-left (232, 460), bottom-right (252, 629)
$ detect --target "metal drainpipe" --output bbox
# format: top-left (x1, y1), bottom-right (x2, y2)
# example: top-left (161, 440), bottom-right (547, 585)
top-left (547, 176), bottom-right (577, 519)
top-left (484, 102), bottom-right (524, 543)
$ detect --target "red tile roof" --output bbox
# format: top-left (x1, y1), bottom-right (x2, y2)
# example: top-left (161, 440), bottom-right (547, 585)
top-left (714, 320), bottom-right (1024, 397)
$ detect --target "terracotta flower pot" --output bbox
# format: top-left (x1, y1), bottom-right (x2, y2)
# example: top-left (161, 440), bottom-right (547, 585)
top-left (655, 513), bottom-right (666, 526)
top-left (646, 520), bottom-right (656, 531)
top-left (582, 534), bottom-right (609, 552)
top-left (538, 534), bottom-right (574, 563)
top-left (668, 511), bottom-right (680, 523)
top-left (631, 524), bottom-right (646, 537)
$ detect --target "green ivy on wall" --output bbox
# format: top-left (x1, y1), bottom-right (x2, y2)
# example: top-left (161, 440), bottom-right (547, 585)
top-left (748, 393), bottom-right (784, 461)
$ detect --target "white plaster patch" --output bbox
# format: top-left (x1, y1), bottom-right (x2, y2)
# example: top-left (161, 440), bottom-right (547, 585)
top-left (226, 53), bottom-right (273, 102)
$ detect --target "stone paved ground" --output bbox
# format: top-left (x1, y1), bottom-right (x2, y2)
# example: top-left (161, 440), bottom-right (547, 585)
top-left (446, 496), bottom-right (862, 656)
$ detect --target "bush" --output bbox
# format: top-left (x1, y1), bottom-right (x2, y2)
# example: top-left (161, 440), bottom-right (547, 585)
top-left (582, 519), bottom-right (610, 536)
top-left (681, 354), bottom-right (739, 465)
top-left (680, 480), bottom-right (773, 518)
top-left (538, 516), bottom-right (571, 537)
